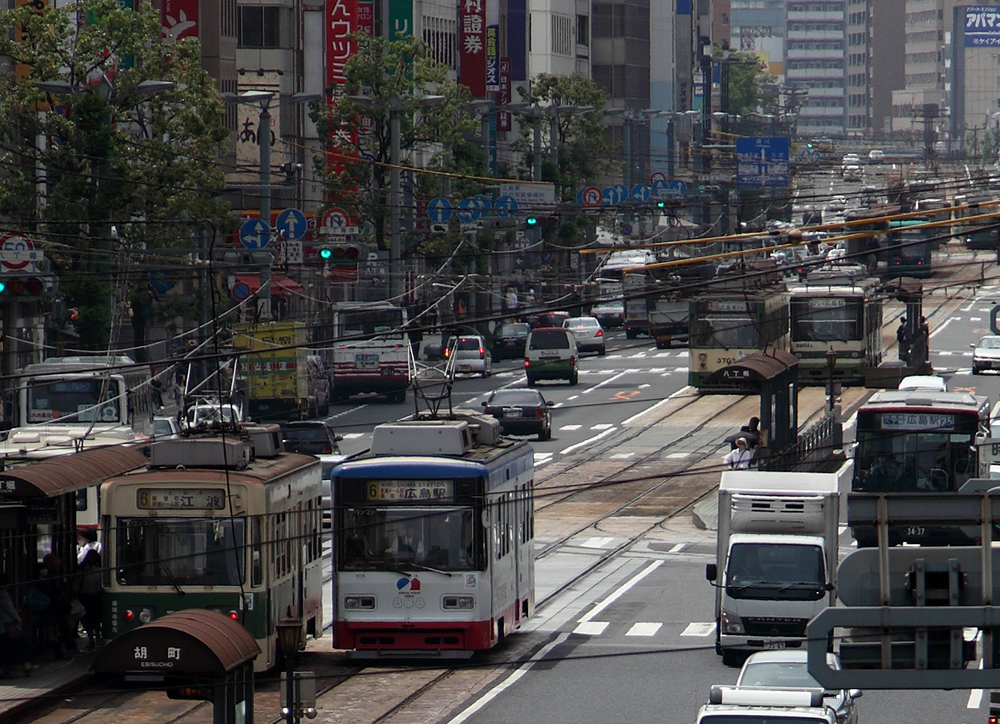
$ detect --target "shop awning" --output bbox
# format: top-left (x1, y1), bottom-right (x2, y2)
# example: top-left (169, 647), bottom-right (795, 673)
top-left (234, 274), bottom-right (303, 298)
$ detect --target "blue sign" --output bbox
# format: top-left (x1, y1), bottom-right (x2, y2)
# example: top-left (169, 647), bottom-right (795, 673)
top-left (239, 218), bottom-right (270, 249)
top-left (601, 187), bottom-right (615, 206)
top-left (457, 198), bottom-right (477, 224)
top-left (622, 223), bottom-right (633, 235)
top-left (473, 195), bottom-right (492, 215)
top-left (149, 270), bottom-right (174, 294)
top-left (736, 137), bottom-right (790, 188)
top-left (494, 195), bottom-right (518, 217)
top-left (427, 197), bottom-right (453, 223)
top-left (965, 6), bottom-right (1000, 47)
top-left (231, 281), bottom-right (252, 301)
top-left (652, 180), bottom-right (687, 198)
top-left (612, 184), bottom-right (629, 204)
top-left (275, 208), bottom-right (307, 240)
top-left (631, 184), bottom-right (650, 203)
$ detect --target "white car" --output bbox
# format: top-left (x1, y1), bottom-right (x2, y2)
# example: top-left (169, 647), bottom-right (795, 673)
top-left (563, 316), bottom-right (607, 355)
top-left (452, 335), bottom-right (492, 377)
top-left (152, 415), bottom-right (181, 440)
top-left (841, 153), bottom-right (860, 168)
top-left (868, 149), bottom-right (885, 164)
top-left (736, 650), bottom-right (862, 724)
top-left (972, 335), bottom-right (1000, 374)
top-left (898, 375), bottom-right (947, 392)
top-left (842, 165), bottom-right (863, 182)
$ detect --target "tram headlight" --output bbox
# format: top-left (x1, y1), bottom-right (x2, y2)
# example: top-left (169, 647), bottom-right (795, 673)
top-left (343, 595), bottom-right (376, 610)
top-left (138, 608), bottom-right (154, 624)
top-left (442, 595), bottom-right (476, 610)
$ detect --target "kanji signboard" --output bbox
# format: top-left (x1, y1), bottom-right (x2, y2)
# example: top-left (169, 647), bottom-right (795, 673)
top-left (459, 0), bottom-right (487, 97)
top-left (736, 137), bottom-right (790, 188)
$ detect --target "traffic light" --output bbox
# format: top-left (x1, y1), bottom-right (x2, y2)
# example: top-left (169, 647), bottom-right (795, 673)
top-left (525, 216), bottom-right (538, 226)
top-left (656, 200), bottom-right (666, 209)
top-left (0, 274), bottom-right (55, 297)
top-left (319, 244), bottom-right (361, 262)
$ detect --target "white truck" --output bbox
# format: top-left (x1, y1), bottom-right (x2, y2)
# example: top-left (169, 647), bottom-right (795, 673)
top-left (696, 686), bottom-right (837, 724)
top-left (705, 468), bottom-right (846, 666)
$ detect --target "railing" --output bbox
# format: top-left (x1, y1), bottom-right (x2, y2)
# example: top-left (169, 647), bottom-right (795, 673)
top-left (760, 412), bottom-right (841, 472)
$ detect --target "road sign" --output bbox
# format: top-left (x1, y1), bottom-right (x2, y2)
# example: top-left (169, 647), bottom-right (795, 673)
top-left (427, 197), bottom-right (453, 223)
top-left (652, 179), bottom-right (687, 199)
top-left (239, 219), bottom-right (270, 249)
top-left (149, 270), bottom-right (174, 294)
top-left (275, 208), bottom-right (307, 240)
top-left (621, 223), bottom-right (633, 235)
top-left (601, 187), bottom-right (615, 206)
top-left (284, 240), bottom-right (303, 265)
top-left (321, 207), bottom-right (358, 235)
top-left (231, 280), bottom-right (251, 301)
top-left (0, 233), bottom-right (36, 270)
top-left (649, 171), bottom-right (666, 184)
top-left (457, 198), bottom-right (478, 224)
top-left (612, 184), bottom-right (628, 204)
top-left (631, 184), bottom-right (650, 203)
top-left (499, 182), bottom-right (556, 205)
top-left (494, 195), bottom-right (518, 217)
top-left (580, 186), bottom-right (602, 207)
top-left (473, 195), bottom-right (491, 215)
top-left (736, 136), bottom-right (790, 188)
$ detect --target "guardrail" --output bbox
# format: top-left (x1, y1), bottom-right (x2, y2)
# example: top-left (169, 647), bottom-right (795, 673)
top-left (760, 413), bottom-right (840, 472)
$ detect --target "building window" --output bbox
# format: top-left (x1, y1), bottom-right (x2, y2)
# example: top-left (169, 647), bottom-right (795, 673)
top-left (552, 14), bottom-right (573, 56)
top-left (577, 14), bottom-right (589, 47)
top-left (238, 6), bottom-right (280, 48)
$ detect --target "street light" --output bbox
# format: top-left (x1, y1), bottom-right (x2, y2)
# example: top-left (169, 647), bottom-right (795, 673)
top-left (346, 93), bottom-right (445, 300)
top-left (276, 616), bottom-right (315, 723)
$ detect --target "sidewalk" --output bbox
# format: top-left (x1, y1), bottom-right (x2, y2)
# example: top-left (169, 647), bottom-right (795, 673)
top-left (0, 637), bottom-right (98, 723)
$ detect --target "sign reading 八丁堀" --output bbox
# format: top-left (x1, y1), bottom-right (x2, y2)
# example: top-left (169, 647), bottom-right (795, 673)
top-left (736, 137), bottom-right (790, 188)
top-left (965, 6), bottom-right (1000, 46)
top-left (499, 183), bottom-right (556, 206)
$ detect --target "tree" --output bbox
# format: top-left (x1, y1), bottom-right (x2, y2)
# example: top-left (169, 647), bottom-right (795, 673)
top-left (0, 0), bottom-right (230, 351)
top-left (512, 74), bottom-right (615, 200)
top-left (311, 33), bottom-right (477, 252)
top-left (724, 51), bottom-right (777, 116)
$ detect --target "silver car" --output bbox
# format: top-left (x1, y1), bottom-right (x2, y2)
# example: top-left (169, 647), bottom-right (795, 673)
top-left (736, 650), bottom-right (861, 724)
top-left (563, 316), bottom-right (606, 355)
top-left (972, 335), bottom-right (1000, 374)
top-left (452, 335), bottom-right (492, 377)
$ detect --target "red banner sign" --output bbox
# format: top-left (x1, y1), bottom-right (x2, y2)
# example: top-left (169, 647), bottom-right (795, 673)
top-left (357, 0), bottom-right (374, 34)
top-left (161, 0), bottom-right (199, 40)
top-left (459, 0), bottom-right (487, 98)
top-left (326, 0), bottom-right (358, 177)
top-left (498, 57), bottom-right (511, 131)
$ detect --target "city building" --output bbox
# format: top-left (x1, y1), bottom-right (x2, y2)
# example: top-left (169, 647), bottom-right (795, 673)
top-left (785, 0), bottom-right (847, 138)
top-left (845, 0), bottom-right (905, 139)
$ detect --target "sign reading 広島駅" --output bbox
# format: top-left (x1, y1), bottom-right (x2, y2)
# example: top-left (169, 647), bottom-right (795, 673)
top-left (499, 183), bottom-right (556, 206)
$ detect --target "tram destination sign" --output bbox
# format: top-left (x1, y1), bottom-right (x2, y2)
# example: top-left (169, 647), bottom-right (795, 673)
top-left (367, 479), bottom-right (454, 502)
top-left (137, 488), bottom-right (226, 510)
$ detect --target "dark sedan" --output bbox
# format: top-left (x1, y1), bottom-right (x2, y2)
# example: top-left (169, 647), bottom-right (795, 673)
top-left (481, 389), bottom-right (553, 440)
top-left (282, 420), bottom-right (343, 455)
top-left (590, 301), bottom-right (624, 328)
top-left (492, 322), bottom-right (530, 360)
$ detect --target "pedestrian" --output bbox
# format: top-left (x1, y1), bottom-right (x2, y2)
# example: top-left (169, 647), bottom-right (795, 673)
top-left (75, 548), bottom-right (102, 650)
top-left (724, 437), bottom-right (754, 470)
top-left (897, 317), bottom-right (910, 364)
top-left (77, 528), bottom-right (100, 565)
top-left (33, 554), bottom-right (75, 659)
top-left (0, 573), bottom-right (35, 678)
top-left (740, 416), bottom-right (761, 448)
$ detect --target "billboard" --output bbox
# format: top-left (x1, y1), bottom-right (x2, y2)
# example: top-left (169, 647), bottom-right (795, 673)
top-left (460, 0), bottom-right (487, 97)
top-left (965, 6), bottom-right (1000, 46)
top-left (736, 137), bottom-right (790, 188)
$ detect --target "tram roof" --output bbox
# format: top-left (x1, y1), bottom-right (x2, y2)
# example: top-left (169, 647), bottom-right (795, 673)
top-left (332, 456), bottom-right (490, 479)
top-left (110, 450), bottom-right (320, 485)
top-left (862, 389), bottom-right (988, 412)
top-left (0, 444), bottom-right (147, 498)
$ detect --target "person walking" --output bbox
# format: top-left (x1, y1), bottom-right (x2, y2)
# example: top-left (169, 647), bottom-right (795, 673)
top-left (724, 437), bottom-right (754, 470)
top-left (0, 573), bottom-right (35, 678)
top-left (75, 548), bottom-right (103, 650)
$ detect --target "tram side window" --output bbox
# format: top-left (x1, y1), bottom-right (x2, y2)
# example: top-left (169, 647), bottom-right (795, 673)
top-left (251, 517), bottom-right (262, 587)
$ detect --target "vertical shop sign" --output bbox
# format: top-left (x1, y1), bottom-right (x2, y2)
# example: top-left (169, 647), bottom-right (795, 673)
top-left (498, 58), bottom-right (511, 131)
top-left (389, 0), bottom-right (411, 38)
top-left (357, 0), bottom-right (374, 34)
top-left (161, 0), bottom-right (199, 40)
top-left (326, 0), bottom-right (358, 174)
top-left (459, 0), bottom-right (487, 97)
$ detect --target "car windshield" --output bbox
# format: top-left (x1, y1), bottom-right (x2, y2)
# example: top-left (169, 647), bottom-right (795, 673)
top-left (153, 419), bottom-right (175, 436)
top-left (285, 427), bottom-right (328, 442)
top-left (489, 391), bottom-right (543, 406)
top-left (530, 330), bottom-right (570, 349)
top-left (739, 661), bottom-right (824, 689)
top-left (979, 338), bottom-right (1000, 350)
top-left (499, 324), bottom-right (529, 336)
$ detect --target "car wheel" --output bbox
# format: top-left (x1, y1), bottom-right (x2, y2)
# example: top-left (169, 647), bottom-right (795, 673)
top-left (538, 425), bottom-right (550, 441)
top-left (598, 346), bottom-right (606, 356)
top-left (482, 366), bottom-right (491, 378)
top-left (973, 365), bottom-right (981, 375)
top-left (569, 372), bottom-right (579, 386)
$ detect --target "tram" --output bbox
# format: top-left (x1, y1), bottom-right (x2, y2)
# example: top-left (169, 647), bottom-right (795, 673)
top-left (688, 286), bottom-right (790, 389)
top-left (331, 411), bottom-right (534, 657)
top-left (886, 218), bottom-right (933, 277)
top-left (0, 355), bottom-right (157, 528)
top-left (331, 302), bottom-right (409, 403)
top-left (99, 429), bottom-right (324, 671)
top-left (787, 275), bottom-right (882, 385)
top-left (851, 389), bottom-right (991, 547)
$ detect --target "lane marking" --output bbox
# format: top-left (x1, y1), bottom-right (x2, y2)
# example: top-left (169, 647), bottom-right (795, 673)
top-left (328, 404), bottom-right (367, 419)
top-left (574, 621), bottom-right (609, 635)
top-left (560, 424), bottom-right (582, 431)
top-left (578, 560), bottom-right (664, 623)
top-left (341, 433), bottom-right (365, 439)
top-left (583, 370), bottom-right (629, 394)
top-left (567, 395), bottom-right (579, 401)
top-left (621, 386), bottom-right (694, 426)
top-left (669, 543), bottom-right (687, 553)
top-left (610, 452), bottom-right (634, 459)
top-left (681, 622), bottom-right (717, 637)
top-left (561, 428), bottom-right (616, 455)
top-left (591, 423), bottom-right (614, 430)
top-left (580, 536), bottom-right (614, 548)
top-left (929, 317), bottom-right (952, 339)
top-left (625, 622), bottom-right (662, 637)
top-left (445, 632), bottom-right (571, 724)
top-left (668, 452), bottom-right (690, 459)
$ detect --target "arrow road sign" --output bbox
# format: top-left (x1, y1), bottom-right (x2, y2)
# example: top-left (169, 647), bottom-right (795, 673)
top-left (457, 198), bottom-right (477, 224)
top-left (427, 197), bottom-right (453, 223)
top-left (239, 219), bottom-right (270, 249)
top-left (612, 184), bottom-right (629, 204)
top-left (275, 208), bottom-right (307, 240)
top-left (581, 186), bottom-right (602, 207)
top-left (631, 184), bottom-right (651, 203)
top-left (494, 195), bottom-right (518, 217)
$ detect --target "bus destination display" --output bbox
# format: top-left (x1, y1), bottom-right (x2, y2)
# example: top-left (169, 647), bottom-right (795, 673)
top-left (881, 413), bottom-right (955, 431)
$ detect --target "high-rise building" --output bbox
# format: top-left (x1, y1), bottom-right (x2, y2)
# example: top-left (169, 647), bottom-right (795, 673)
top-left (786, 0), bottom-right (847, 138)
top-left (845, 0), bottom-right (905, 139)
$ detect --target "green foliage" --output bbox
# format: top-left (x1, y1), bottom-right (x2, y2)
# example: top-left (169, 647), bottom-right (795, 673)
top-left (311, 33), bottom-right (477, 251)
top-left (723, 51), bottom-right (777, 116)
top-left (512, 74), bottom-right (614, 199)
top-left (0, 0), bottom-right (230, 350)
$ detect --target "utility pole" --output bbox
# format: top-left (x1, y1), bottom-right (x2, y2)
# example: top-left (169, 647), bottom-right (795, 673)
top-left (389, 94), bottom-right (402, 300)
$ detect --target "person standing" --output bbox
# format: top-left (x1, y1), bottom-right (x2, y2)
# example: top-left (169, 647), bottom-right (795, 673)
top-left (0, 573), bottom-right (35, 677)
top-left (724, 437), bottom-right (754, 470)
top-left (75, 548), bottom-right (102, 650)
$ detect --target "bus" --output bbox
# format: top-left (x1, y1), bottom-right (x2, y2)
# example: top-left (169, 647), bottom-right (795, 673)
top-left (851, 389), bottom-right (991, 547)
top-left (886, 218), bottom-right (932, 277)
top-left (331, 302), bottom-right (409, 403)
top-left (100, 429), bottom-right (324, 671)
top-left (788, 276), bottom-right (882, 385)
top-left (0, 355), bottom-right (157, 528)
top-left (688, 286), bottom-right (790, 390)
top-left (331, 412), bottom-right (534, 657)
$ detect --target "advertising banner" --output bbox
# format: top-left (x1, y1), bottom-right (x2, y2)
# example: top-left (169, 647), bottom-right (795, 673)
top-left (506, 0), bottom-right (527, 80)
top-left (498, 57), bottom-right (511, 131)
top-left (460, 0), bottom-right (487, 97)
top-left (357, 0), bottom-right (374, 34)
top-left (326, 0), bottom-right (358, 175)
top-left (486, 25), bottom-right (499, 91)
top-left (964, 6), bottom-right (1000, 46)
top-left (161, 0), bottom-right (198, 40)
top-left (390, 0), bottom-right (412, 38)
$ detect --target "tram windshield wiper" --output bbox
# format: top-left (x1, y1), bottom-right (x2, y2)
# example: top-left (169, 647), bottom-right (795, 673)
top-left (409, 562), bottom-right (455, 577)
top-left (157, 557), bottom-right (186, 596)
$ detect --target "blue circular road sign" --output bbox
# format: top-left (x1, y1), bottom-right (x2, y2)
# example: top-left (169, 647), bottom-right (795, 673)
top-left (427, 197), bottom-right (453, 223)
top-left (239, 218), bottom-right (270, 249)
top-left (631, 184), bottom-right (651, 203)
top-left (457, 198), bottom-right (477, 224)
top-left (275, 208), bottom-right (307, 240)
top-left (231, 281), bottom-right (252, 301)
top-left (494, 195), bottom-right (518, 217)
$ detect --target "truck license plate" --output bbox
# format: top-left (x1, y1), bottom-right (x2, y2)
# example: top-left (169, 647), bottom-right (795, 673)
top-left (763, 639), bottom-right (786, 650)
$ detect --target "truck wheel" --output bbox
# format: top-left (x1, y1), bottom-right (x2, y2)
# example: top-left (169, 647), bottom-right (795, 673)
top-left (626, 329), bottom-right (637, 340)
top-left (721, 649), bottom-right (741, 667)
top-left (392, 390), bottom-right (406, 403)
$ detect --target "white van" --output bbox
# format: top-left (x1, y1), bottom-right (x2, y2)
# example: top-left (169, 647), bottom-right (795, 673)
top-left (524, 326), bottom-right (578, 386)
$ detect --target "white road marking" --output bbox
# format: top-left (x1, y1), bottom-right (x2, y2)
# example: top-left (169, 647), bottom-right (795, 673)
top-left (561, 428), bottom-right (616, 454)
top-left (580, 536), bottom-right (614, 548)
top-left (668, 452), bottom-right (690, 458)
top-left (650, 367), bottom-right (667, 372)
top-left (681, 622), bottom-right (717, 637)
top-left (971, 317), bottom-right (983, 322)
top-left (567, 395), bottom-right (579, 401)
top-left (629, 352), bottom-right (648, 358)
top-left (560, 424), bottom-right (582, 431)
top-left (341, 433), bottom-right (365, 439)
top-left (610, 452), bottom-right (634, 459)
top-left (445, 632), bottom-right (571, 724)
top-left (676, 366), bottom-right (689, 373)
top-left (579, 560), bottom-right (664, 623)
top-left (622, 386), bottom-right (694, 426)
top-left (574, 621), bottom-right (609, 636)
top-left (929, 317), bottom-right (952, 339)
top-left (591, 423), bottom-right (614, 430)
top-left (639, 384), bottom-right (650, 389)
top-left (625, 622), bottom-right (662, 637)
top-left (582, 370), bottom-right (629, 394)
top-left (328, 405), bottom-right (367, 419)
top-left (939, 351), bottom-right (953, 356)
top-left (669, 543), bottom-right (687, 553)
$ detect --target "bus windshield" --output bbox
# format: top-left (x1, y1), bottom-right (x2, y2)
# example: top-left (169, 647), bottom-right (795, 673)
top-left (338, 309), bottom-right (404, 338)
top-left (854, 427), bottom-right (977, 493)
top-left (115, 518), bottom-right (246, 586)
top-left (690, 315), bottom-right (756, 348)
top-left (27, 378), bottom-right (121, 424)
top-left (339, 507), bottom-right (480, 572)
top-left (790, 299), bottom-right (862, 342)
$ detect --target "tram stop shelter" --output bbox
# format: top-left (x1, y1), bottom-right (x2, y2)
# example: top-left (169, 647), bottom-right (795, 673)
top-left (706, 349), bottom-right (799, 454)
top-left (93, 610), bottom-right (260, 724)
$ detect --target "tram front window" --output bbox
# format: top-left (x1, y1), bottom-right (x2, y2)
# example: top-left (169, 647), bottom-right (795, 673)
top-left (855, 431), bottom-right (975, 493)
top-left (340, 507), bottom-right (479, 572)
top-left (690, 315), bottom-right (756, 349)
top-left (27, 379), bottom-right (121, 424)
top-left (116, 518), bottom-right (246, 586)
top-left (790, 300), bottom-right (862, 343)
